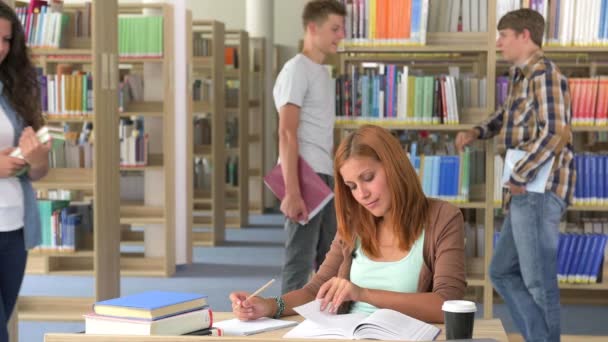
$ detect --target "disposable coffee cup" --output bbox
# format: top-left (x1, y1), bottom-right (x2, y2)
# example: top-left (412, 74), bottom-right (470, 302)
top-left (442, 300), bottom-right (476, 339)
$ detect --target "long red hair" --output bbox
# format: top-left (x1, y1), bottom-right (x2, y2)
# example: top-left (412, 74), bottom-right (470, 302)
top-left (334, 125), bottom-right (429, 258)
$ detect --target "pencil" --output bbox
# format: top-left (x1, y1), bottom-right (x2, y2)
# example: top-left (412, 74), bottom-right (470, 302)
top-left (245, 278), bottom-right (276, 302)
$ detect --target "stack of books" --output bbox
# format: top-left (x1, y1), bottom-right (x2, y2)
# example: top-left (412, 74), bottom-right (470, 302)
top-left (85, 291), bottom-right (221, 336)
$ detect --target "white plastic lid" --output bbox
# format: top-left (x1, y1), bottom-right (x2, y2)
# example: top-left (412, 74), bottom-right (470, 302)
top-left (442, 300), bottom-right (477, 313)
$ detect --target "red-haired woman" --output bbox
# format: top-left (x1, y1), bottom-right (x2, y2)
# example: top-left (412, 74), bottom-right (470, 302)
top-left (230, 125), bottom-right (466, 323)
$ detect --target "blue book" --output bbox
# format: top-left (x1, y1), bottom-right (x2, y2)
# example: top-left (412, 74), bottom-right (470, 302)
top-left (564, 234), bottom-right (581, 282)
top-left (589, 235), bottom-right (608, 284)
top-left (597, 155), bottom-right (605, 204)
top-left (574, 155), bottom-right (583, 204)
top-left (568, 234), bottom-right (586, 283)
top-left (93, 291), bottom-right (208, 320)
top-left (575, 235), bottom-right (593, 283)
top-left (557, 234), bottom-right (570, 282)
top-left (582, 235), bottom-right (600, 283)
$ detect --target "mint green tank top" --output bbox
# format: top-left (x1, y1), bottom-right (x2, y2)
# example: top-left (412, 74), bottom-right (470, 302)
top-left (349, 231), bottom-right (425, 314)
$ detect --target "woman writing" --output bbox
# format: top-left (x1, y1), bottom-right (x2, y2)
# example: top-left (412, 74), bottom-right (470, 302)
top-left (0, 3), bottom-right (50, 341)
top-left (230, 125), bottom-right (466, 323)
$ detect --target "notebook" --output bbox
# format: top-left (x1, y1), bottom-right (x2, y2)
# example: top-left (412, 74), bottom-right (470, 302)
top-left (283, 300), bottom-right (440, 341)
top-left (264, 156), bottom-right (334, 225)
top-left (501, 149), bottom-right (555, 193)
top-left (213, 317), bottom-right (297, 336)
top-left (93, 291), bottom-right (208, 320)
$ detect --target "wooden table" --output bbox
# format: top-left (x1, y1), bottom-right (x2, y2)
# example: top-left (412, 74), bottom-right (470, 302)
top-left (44, 312), bottom-right (509, 342)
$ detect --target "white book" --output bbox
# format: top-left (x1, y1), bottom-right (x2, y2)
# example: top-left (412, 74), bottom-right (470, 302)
top-left (462, 0), bottom-right (471, 32)
top-left (501, 149), bottom-right (555, 193)
top-left (213, 317), bottom-right (297, 336)
top-left (284, 300), bottom-right (440, 341)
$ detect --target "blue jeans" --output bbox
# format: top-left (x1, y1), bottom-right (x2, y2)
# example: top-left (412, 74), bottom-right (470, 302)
top-left (0, 229), bottom-right (28, 342)
top-left (490, 192), bottom-right (565, 342)
top-left (282, 174), bottom-right (336, 294)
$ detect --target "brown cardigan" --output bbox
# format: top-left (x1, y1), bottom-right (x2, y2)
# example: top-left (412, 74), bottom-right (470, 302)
top-left (300, 198), bottom-right (467, 312)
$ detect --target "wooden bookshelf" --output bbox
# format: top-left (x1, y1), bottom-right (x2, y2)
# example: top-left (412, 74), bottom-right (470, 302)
top-left (113, 3), bottom-right (176, 277)
top-left (18, 0), bottom-right (120, 322)
top-left (335, 2), bottom-right (499, 319)
top-left (248, 37), bottom-right (266, 213)
top-left (224, 30), bottom-right (250, 228)
top-left (190, 20), bottom-right (226, 246)
top-left (335, 0), bottom-right (608, 318)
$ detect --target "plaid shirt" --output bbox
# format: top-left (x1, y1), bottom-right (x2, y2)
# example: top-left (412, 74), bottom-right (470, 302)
top-left (476, 50), bottom-right (576, 207)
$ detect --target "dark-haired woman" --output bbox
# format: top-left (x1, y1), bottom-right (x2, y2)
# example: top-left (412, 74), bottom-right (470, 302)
top-left (0, 2), bottom-right (50, 341)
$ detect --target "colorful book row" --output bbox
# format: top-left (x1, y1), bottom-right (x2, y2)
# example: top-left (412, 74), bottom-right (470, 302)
top-left (16, 3), bottom-right (70, 49)
top-left (408, 148), bottom-right (471, 202)
top-left (34, 200), bottom-right (93, 252)
top-left (336, 64), bottom-right (461, 124)
top-left (39, 71), bottom-right (93, 116)
top-left (499, 0), bottom-right (608, 46)
top-left (338, 0), bottom-right (429, 46)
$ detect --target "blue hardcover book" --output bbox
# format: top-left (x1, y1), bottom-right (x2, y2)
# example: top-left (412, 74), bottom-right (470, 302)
top-left (584, 155), bottom-right (592, 204)
top-left (589, 235), bottom-right (608, 284)
top-left (439, 156), bottom-right (449, 199)
top-left (581, 234), bottom-right (600, 283)
top-left (575, 235), bottom-right (593, 283)
top-left (557, 233), bottom-right (570, 282)
top-left (597, 155), bottom-right (605, 205)
top-left (431, 156), bottom-right (440, 198)
top-left (574, 155), bottom-right (583, 204)
top-left (93, 291), bottom-right (208, 320)
top-left (568, 234), bottom-right (586, 283)
top-left (590, 155), bottom-right (598, 204)
top-left (603, 156), bottom-right (608, 204)
top-left (563, 234), bottom-right (581, 282)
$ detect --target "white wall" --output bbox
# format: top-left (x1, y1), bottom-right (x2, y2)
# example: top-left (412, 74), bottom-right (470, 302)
top-left (187, 0), bottom-right (308, 52)
top-left (186, 0), bottom-right (246, 30)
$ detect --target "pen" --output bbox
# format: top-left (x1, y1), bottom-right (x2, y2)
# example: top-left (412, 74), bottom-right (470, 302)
top-left (244, 278), bottom-right (276, 302)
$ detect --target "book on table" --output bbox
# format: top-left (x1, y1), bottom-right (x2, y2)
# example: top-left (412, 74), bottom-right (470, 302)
top-left (264, 156), bottom-right (334, 225)
top-left (213, 317), bottom-right (297, 336)
top-left (284, 300), bottom-right (441, 341)
top-left (84, 307), bottom-right (212, 336)
top-left (92, 291), bottom-right (208, 320)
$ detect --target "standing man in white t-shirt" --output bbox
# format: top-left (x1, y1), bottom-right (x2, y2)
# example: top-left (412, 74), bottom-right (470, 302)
top-left (273, 0), bottom-right (345, 293)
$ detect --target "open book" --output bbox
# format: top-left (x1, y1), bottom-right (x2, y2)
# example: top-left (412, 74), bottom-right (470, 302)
top-left (284, 300), bottom-right (440, 341)
top-left (264, 156), bottom-right (334, 225)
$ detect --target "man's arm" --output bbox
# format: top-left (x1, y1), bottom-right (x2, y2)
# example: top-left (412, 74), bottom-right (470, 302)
top-left (278, 103), bottom-right (308, 222)
top-left (474, 104), bottom-right (506, 140)
top-left (510, 71), bottom-right (571, 186)
top-left (455, 105), bottom-right (505, 152)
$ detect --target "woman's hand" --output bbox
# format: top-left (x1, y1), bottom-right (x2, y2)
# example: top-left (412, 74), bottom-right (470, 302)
top-left (0, 147), bottom-right (27, 178)
top-left (316, 277), bottom-right (364, 313)
top-left (19, 127), bottom-right (50, 170)
top-left (229, 291), bottom-right (275, 321)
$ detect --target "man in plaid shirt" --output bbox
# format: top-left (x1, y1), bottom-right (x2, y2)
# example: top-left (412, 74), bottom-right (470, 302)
top-left (456, 8), bottom-right (575, 342)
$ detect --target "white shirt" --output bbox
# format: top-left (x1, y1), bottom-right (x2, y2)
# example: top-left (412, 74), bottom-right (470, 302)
top-left (273, 54), bottom-right (335, 176)
top-left (0, 105), bottom-right (24, 231)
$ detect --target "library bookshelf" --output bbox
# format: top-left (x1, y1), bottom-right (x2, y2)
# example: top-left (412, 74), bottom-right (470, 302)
top-left (190, 20), bottom-right (227, 246)
top-left (335, 0), bottom-right (608, 318)
top-left (114, 2), bottom-right (178, 277)
top-left (191, 29), bottom-right (250, 244)
top-left (18, 0), bottom-right (120, 322)
top-left (248, 37), bottom-right (266, 213)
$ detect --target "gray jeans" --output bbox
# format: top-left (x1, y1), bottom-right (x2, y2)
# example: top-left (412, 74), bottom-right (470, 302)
top-left (281, 173), bottom-right (337, 294)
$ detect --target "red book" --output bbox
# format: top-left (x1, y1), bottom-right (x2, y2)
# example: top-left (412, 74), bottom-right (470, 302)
top-left (264, 156), bottom-right (334, 225)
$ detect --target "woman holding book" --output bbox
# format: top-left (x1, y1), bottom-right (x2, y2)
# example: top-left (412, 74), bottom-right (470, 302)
top-left (230, 125), bottom-right (466, 323)
top-left (0, 3), bottom-right (50, 341)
